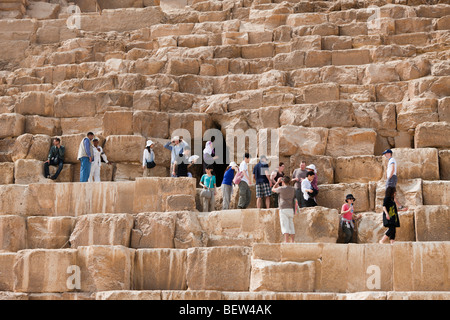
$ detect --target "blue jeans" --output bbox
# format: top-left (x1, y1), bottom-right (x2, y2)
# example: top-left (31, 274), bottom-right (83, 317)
top-left (79, 157), bottom-right (91, 182)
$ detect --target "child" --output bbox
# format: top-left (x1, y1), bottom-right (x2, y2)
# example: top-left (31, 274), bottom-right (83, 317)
top-left (200, 165), bottom-right (216, 212)
top-left (341, 194), bottom-right (362, 243)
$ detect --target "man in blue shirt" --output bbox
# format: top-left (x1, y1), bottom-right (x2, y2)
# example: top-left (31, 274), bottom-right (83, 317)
top-left (253, 155), bottom-right (272, 209)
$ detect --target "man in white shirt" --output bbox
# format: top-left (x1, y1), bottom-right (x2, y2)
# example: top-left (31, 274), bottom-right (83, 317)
top-left (237, 152), bottom-right (251, 209)
top-left (383, 149), bottom-right (406, 210)
top-left (88, 138), bottom-right (109, 182)
top-left (301, 171), bottom-right (317, 207)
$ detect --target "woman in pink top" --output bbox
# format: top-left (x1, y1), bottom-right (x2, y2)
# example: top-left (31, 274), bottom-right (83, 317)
top-left (341, 194), bottom-right (362, 243)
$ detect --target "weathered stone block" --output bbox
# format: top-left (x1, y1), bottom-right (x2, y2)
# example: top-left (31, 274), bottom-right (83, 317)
top-left (134, 249), bottom-right (187, 290)
top-left (186, 246), bottom-right (251, 291)
top-left (0, 162), bottom-right (14, 185)
top-left (422, 181), bottom-right (449, 206)
top-left (131, 212), bottom-right (177, 249)
top-left (69, 214), bottom-right (134, 248)
top-left (0, 113), bottom-right (25, 139)
top-left (27, 216), bottom-right (76, 249)
top-left (335, 156), bottom-right (383, 183)
top-left (317, 183), bottom-right (370, 213)
top-left (414, 206), bottom-right (449, 241)
top-left (103, 135), bottom-right (146, 163)
top-left (415, 122), bottom-right (450, 148)
top-left (0, 215), bottom-right (26, 252)
top-left (325, 127), bottom-right (377, 157)
top-left (102, 111), bottom-right (133, 136)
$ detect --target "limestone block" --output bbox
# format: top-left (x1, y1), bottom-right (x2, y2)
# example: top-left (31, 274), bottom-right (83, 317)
top-left (0, 162), bottom-right (14, 185)
top-left (273, 51), bottom-right (305, 71)
top-left (186, 246), bottom-right (251, 291)
top-left (393, 242), bottom-right (449, 291)
top-left (60, 116), bottom-right (103, 136)
top-left (113, 163), bottom-right (144, 181)
top-left (387, 291), bottom-right (450, 300)
top-left (0, 185), bottom-right (28, 216)
top-left (250, 259), bottom-right (316, 292)
top-left (54, 93), bottom-right (97, 118)
top-left (25, 116), bottom-right (61, 136)
top-left (332, 49), bottom-right (370, 66)
top-left (397, 98), bottom-right (439, 131)
top-left (356, 210), bottom-right (415, 243)
top-left (26, 134), bottom-right (51, 161)
top-left (13, 249), bottom-right (78, 293)
top-left (0, 113), bottom-right (25, 139)
top-left (173, 211), bottom-right (208, 249)
top-left (198, 209), bottom-right (281, 246)
top-left (25, 181), bottom-right (135, 216)
top-left (325, 127), bottom-right (377, 157)
top-left (319, 244), bottom-right (393, 293)
top-left (0, 215), bottom-right (26, 252)
top-left (166, 195), bottom-right (196, 212)
top-left (133, 110), bottom-right (169, 139)
top-left (27, 216), bottom-right (76, 249)
top-left (131, 212), bottom-right (176, 248)
top-left (132, 90), bottom-right (160, 111)
top-left (439, 150), bottom-right (450, 180)
top-left (77, 245), bottom-right (134, 292)
top-left (294, 207), bottom-right (340, 243)
top-left (438, 97), bottom-right (450, 122)
top-left (133, 177), bottom-right (197, 213)
top-left (69, 214), bottom-right (134, 248)
top-left (103, 135), bottom-right (146, 163)
top-left (15, 92), bottom-right (54, 117)
top-left (278, 125), bottom-right (328, 157)
top-left (317, 183), bottom-right (370, 213)
top-left (167, 58), bottom-right (200, 75)
top-left (133, 249), bottom-right (187, 290)
top-left (168, 112), bottom-right (211, 138)
top-left (96, 290), bottom-right (161, 300)
top-left (14, 159), bottom-right (47, 184)
top-left (161, 290), bottom-right (222, 300)
top-left (375, 179), bottom-right (423, 211)
top-left (0, 253), bottom-right (17, 291)
top-left (102, 111), bottom-right (133, 136)
top-left (286, 13), bottom-right (327, 26)
top-left (414, 206), bottom-right (450, 241)
top-left (334, 156), bottom-right (383, 183)
top-left (415, 122), bottom-right (450, 148)
top-left (422, 181), bottom-right (450, 206)
top-left (26, 1), bottom-right (60, 20)
top-left (48, 163), bottom-right (73, 183)
top-left (382, 148), bottom-right (440, 180)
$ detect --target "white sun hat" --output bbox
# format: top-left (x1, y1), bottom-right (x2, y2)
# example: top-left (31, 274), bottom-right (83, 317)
top-left (146, 140), bottom-right (154, 147)
top-left (306, 164), bottom-right (317, 173)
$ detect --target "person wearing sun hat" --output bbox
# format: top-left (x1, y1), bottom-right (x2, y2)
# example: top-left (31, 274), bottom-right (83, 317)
top-left (142, 139), bottom-right (155, 177)
top-left (221, 161), bottom-right (239, 210)
top-left (341, 194), bottom-right (362, 243)
top-left (164, 136), bottom-right (189, 177)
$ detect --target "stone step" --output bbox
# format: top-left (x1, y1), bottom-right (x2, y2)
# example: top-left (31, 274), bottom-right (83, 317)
top-left (0, 177), bottom-right (197, 216)
top-left (0, 242), bottom-right (448, 293)
top-left (1, 204), bottom-right (448, 252)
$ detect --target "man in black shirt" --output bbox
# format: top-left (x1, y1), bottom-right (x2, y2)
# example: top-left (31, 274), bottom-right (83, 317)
top-left (44, 137), bottom-right (65, 180)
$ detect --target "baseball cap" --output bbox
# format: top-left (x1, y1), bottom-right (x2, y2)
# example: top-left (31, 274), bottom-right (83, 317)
top-left (382, 149), bottom-right (393, 155)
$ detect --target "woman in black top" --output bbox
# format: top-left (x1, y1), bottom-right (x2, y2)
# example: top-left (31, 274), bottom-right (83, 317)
top-left (379, 187), bottom-right (406, 244)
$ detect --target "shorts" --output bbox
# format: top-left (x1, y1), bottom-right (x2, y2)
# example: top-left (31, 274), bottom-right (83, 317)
top-left (386, 175), bottom-right (398, 188)
top-left (256, 182), bottom-right (271, 198)
top-left (279, 208), bottom-right (295, 235)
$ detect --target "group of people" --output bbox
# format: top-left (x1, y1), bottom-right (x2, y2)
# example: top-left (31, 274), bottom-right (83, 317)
top-left (43, 132), bottom-right (110, 182)
top-left (46, 133), bottom-right (406, 245)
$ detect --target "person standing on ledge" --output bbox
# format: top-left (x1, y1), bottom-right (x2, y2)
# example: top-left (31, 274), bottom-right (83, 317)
top-left (77, 132), bottom-right (94, 182)
top-left (44, 137), bottom-right (65, 181)
top-left (164, 136), bottom-right (188, 177)
top-left (237, 152), bottom-right (251, 209)
top-left (253, 155), bottom-right (272, 209)
top-left (340, 194), bottom-right (362, 244)
top-left (382, 149), bottom-right (407, 211)
top-left (88, 138), bottom-right (110, 182)
top-left (272, 176), bottom-right (296, 243)
top-left (379, 187), bottom-right (406, 244)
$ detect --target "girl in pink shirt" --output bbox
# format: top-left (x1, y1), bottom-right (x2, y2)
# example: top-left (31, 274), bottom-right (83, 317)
top-left (341, 194), bottom-right (362, 243)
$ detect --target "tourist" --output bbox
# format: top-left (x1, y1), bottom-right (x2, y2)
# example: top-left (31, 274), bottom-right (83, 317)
top-left (142, 140), bottom-right (156, 177)
top-left (292, 160), bottom-right (307, 207)
top-left (44, 137), bottom-right (65, 180)
top-left (237, 152), bottom-right (251, 209)
top-left (221, 161), bottom-right (238, 210)
top-left (164, 136), bottom-right (189, 177)
top-left (88, 138), bottom-right (109, 182)
top-left (173, 146), bottom-right (195, 177)
top-left (270, 162), bottom-right (285, 208)
top-left (203, 136), bottom-right (219, 173)
top-left (306, 164), bottom-right (318, 192)
top-left (253, 155), bottom-right (272, 209)
top-left (77, 132), bottom-right (94, 182)
top-left (301, 171), bottom-right (317, 207)
top-left (382, 149), bottom-right (407, 210)
top-left (340, 194), bottom-right (362, 244)
top-left (200, 164), bottom-right (216, 212)
top-left (272, 176), bottom-right (296, 243)
top-left (379, 187), bottom-right (406, 244)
